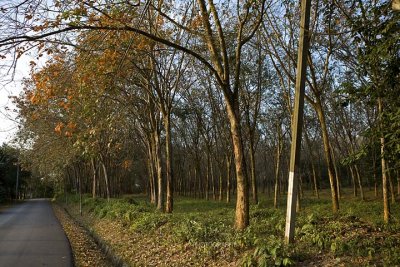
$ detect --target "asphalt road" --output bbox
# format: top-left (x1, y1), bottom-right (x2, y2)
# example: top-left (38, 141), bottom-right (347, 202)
top-left (0, 199), bottom-right (73, 267)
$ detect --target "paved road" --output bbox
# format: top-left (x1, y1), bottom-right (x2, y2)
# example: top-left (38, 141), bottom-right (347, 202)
top-left (0, 199), bottom-right (73, 267)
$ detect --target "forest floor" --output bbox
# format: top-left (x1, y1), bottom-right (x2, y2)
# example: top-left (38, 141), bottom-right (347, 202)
top-left (56, 189), bottom-right (400, 266)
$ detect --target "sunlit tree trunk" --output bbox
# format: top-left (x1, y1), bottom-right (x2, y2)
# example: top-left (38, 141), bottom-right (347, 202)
top-left (226, 101), bottom-right (249, 230)
top-left (378, 97), bottom-right (390, 223)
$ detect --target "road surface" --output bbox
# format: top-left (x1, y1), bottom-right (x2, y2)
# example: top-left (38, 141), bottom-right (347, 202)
top-left (0, 199), bottom-right (73, 267)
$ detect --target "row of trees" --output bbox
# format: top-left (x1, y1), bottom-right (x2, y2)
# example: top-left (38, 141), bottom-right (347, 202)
top-left (0, 0), bottom-right (399, 228)
top-left (0, 144), bottom-right (48, 201)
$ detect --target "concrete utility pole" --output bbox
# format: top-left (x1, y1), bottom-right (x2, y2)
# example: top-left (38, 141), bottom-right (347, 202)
top-left (284, 0), bottom-right (312, 244)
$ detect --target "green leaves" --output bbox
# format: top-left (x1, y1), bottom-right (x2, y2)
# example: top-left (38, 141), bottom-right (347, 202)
top-left (242, 236), bottom-right (294, 266)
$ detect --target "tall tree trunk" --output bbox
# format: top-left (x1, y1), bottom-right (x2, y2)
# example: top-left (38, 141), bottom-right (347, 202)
top-left (305, 130), bottom-right (319, 198)
top-left (153, 130), bottom-right (163, 211)
top-left (226, 101), bottom-right (249, 230)
top-left (74, 165), bottom-right (82, 216)
top-left (91, 158), bottom-right (97, 199)
top-left (315, 101), bottom-right (339, 212)
top-left (373, 151), bottom-right (378, 198)
top-left (378, 97), bottom-right (390, 223)
top-left (274, 122), bottom-right (283, 209)
top-left (100, 159), bottom-right (110, 202)
top-left (211, 160), bottom-right (216, 200)
top-left (219, 171), bottom-right (223, 202)
top-left (249, 141), bottom-right (258, 204)
top-left (311, 162), bottom-right (319, 199)
top-left (147, 157), bottom-right (156, 204)
top-left (388, 168), bottom-right (395, 204)
top-left (226, 154), bottom-right (231, 203)
top-left (164, 115), bottom-right (174, 213)
top-left (354, 164), bottom-right (365, 201)
top-left (331, 148), bottom-right (341, 199)
top-left (206, 152), bottom-right (210, 200)
top-left (350, 166), bottom-right (357, 197)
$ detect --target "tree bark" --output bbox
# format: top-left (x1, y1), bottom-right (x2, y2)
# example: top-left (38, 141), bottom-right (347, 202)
top-left (315, 100), bottom-right (339, 212)
top-left (354, 164), bottom-right (365, 201)
top-left (226, 101), bottom-right (249, 230)
top-left (378, 97), bottom-right (390, 223)
top-left (164, 115), bottom-right (174, 213)
top-left (100, 159), bottom-right (110, 202)
top-left (226, 154), bottom-right (231, 203)
top-left (249, 142), bottom-right (258, 204)
top-left (91, 158), bottom-right (97, 199)
top-left (153, 130), bottom-right (164, 211)
top-left (274, 121), bottom-right (283, 208)
top-left (388, 168), bottom-right (395, 204)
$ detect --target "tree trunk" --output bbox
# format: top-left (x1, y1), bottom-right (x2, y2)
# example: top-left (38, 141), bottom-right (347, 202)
top-left (226, 101), bottom-right (249, 230)
top-left (373, 152), bottom-right (378, 198)
top-left (388, 168), bottom-right (395, 204)
top-left (305, 131), bottom-right (319, 198)
top-left (153, 130), bottom-right (164, 211)
top-left (211, 160), bottom-right (216, 200)
top-left (100, 160), bottom-right (110, 202)
top-left (350, 166), bottom-right (357, 197)
top-left (91, 158), bottom-right (97, 199)
top-left (164, 115), bottom-right (174, 213)
top-left (378, 97), bottom-right (390, 223)
top-left (226, 154), bottom-right (231, 203)
top-left (274, 122), bottom-right (283, 209)
top-left (331, 148), bottom-right (341, 199)
top-left (206, 152), bottom-right (210, 201)
top-left (354, 164), bottom-right (364, 201)
top-left (147, 157), bottom-right (156, 204)
top-left (311, 161), bottom-right (319, 199)
top-left (219, 172), bottom-right (223, 202)
top-left (315, 101), bottom-right (339, 212)
top-left (249, 141), bottom-right (258, 204)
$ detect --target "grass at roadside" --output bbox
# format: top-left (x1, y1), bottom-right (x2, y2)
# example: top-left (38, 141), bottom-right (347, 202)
top-left (58, 190), bottom-right (400, 266)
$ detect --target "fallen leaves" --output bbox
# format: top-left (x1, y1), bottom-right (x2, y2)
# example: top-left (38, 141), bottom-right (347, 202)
top-left (52, 204), bottom-right (112, 267)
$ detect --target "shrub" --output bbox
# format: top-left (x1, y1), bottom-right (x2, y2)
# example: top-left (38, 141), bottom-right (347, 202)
top-left (241, 236), bottom-right (294, 267)
top-left (130, 212), bottom-right (169, 232)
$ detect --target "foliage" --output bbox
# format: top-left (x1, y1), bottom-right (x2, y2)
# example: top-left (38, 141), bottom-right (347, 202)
top-left (58, 191), bottom-right (400, 266)
top-left (241, 236), bottom-right (294, 266)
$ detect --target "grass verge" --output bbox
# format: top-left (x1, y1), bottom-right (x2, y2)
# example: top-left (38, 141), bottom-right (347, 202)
top-left (58, 190), bottom-right (400, 266)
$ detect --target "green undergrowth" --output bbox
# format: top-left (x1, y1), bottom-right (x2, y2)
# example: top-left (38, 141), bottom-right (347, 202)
top-left (59, 191), bottom-right (400, 266)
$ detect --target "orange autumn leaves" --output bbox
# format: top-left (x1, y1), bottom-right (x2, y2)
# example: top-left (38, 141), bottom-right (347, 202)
top-left (54, 121), bottom-right (76, 137)
top-left (25, 55), bottom-right (77, 138)
top-left (20, 26), bottom-right (141, 148)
